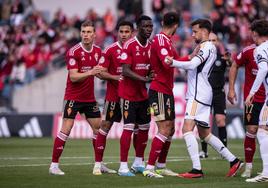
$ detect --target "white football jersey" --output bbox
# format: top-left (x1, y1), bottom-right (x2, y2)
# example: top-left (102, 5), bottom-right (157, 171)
top-left (251, 40), bottom-right (268, 98)
top-left (186, 41), bottom-right (217, 106)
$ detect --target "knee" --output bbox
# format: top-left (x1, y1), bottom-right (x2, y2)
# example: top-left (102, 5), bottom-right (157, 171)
top-left (158, 122), bottom-right (174, 137)
top-left (101, 121), bottom-right (112, 132)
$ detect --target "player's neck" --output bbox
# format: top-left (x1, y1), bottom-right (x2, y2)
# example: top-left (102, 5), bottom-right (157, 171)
top-left (161, 28), bottom-right (173, 38)
top-left (82, 42), bottom-right (93, 51)
top-left (136, 35), bottom-right (147, 46)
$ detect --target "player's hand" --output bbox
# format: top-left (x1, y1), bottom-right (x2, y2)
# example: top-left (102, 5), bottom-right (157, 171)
top-left (145, 70), bottom-right (155, 82)
top-left (164, 56), bottom-right (173, 65)
top-left (245, 94), bottom-right (254, 106)
top-left (227, 89), bottom-right (237, 105)
top-left (189, 44), bottom-right (200, 59)
top-left (90, 65), bottom-right (105, 75)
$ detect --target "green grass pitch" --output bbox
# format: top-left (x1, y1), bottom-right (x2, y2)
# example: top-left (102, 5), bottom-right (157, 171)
top-left (0, 138), bottom-right (267, 188)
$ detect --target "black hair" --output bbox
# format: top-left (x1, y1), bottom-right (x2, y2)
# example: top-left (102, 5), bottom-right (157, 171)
top-left (163, 12), bottom-right (180, 27)
top-left (191, 19), bottom-right (212, 33)
top-left (136, 15), bottom-right (152, 27)
top-left (250, 19), bottom-right (268, 37)
top-left (117, 20), bottom-right (134, 31)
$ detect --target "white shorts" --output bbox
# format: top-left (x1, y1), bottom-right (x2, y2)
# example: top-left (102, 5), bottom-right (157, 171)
top-left (185, 99), bottom-right (211, 127)
top-left (259, 103), bottom-right (268, 126)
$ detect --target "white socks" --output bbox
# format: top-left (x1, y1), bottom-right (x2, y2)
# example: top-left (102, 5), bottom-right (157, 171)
top-left (183, 131), bottom-right (201, 170)
top-left (257, 129), bottom-right (268, 176)
top-left (204, 133), bottom-right (236, 162)
top-left (132, 157), bottom-right (143, 167)
top-left (50, 162), bottom-right (59, 168)
top-left (119, 162), bottom-right (129, 172)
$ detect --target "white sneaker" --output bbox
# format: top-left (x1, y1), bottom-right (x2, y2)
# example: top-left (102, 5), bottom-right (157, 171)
top-left (93, 163), bottom-right (102, 175)
top-left (155, 168), bottom-right (178, 176)
top-left (101, 163), bottom-right (117, 174)
top-left (246, 174), bottom-right (268, 182)
top-left (143, 169), bottom-right (163, 178)
top-left (241, 167), bottom-right (252, 178)
top-left (49, 167), bottom-right (65, 175)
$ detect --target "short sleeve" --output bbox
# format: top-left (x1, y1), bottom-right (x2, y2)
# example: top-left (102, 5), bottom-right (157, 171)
top-left (120, 45), bottom-right (132, 65)
top-left (66, 50), bottom-right (78, 70)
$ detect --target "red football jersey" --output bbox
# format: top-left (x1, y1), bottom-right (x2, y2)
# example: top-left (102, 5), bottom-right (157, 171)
top-left (99, 42), bottom-right (123, 102)
top-left (150, 32), bottom-right (179, 95)
top-left (118, 37), bottom-right (151, 101)
top-left (64, 42), bottom-right (101, 102)
top-left (235, 44), bottom-right (265, 103)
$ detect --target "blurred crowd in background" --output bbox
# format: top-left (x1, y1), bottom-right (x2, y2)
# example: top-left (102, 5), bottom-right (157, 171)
top-left (0, 0), bottom-right (268, 112)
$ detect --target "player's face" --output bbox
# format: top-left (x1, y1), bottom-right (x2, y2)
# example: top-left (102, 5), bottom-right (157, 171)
top-left (192, 24), bottom-right (203, 43)
top-left (118, 25), bottom-right (132, 44)
top-left (138, 20), bottom-right (153, 39)
top-left (80, 26), bottom-right (95, 45)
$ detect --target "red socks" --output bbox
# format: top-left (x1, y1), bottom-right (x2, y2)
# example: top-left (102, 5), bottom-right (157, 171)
top-left (52, 132), bottom-right (68, 163)
top-left (244, 132), bottom-right (256, 163)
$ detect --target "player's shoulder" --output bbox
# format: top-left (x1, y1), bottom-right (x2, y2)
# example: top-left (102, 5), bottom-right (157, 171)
top-left (123, 37), bottom-right (136, 49)
top-left (104, 42), bottom-right (120, 53)
top-left (200, 41), bottom-right (215, 52)
top-left (242, 44), bottom-right (256, 53)
top-left (93, 44), bottom-right (101, 52)
top-left (256, 41), bottom-right (268, 52)
top-left (68, 43), bottom-right (81, 56)
top-left (153, 33), bottom-right (169, 46)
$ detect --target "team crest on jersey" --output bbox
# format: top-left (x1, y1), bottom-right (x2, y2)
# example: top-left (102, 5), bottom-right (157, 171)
top-left (81, 51), bottom-right (85, 56)
top-left (161, 48), bottom-right (168, 55)
top-left (121, 52), bottom-right (128, 60)
top-left (99, 56), bottom-right (105, 64)
top-left (69, 58), bottom-right (76, 66)
top-left (94, 53), bottom-right (99, 61)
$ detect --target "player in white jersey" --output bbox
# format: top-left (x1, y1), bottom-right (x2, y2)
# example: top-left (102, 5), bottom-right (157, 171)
top-left (165, 19), bottom-right (243, 178)
top-left (245, 19), bottom-right (268, 183)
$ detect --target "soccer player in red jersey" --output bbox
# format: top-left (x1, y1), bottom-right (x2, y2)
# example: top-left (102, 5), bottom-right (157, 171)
top-left (228, 43), bottom-right (265, 178)
top-left (142, 12), bottom-right (181, 178)
top-left (117, 15), bottom-right (154, 177)
top-left (92, 20), bottom-right (134, 175)
top-left (49, 21), bottom-right (106, 175)
top-left (245, 19), bottom-right (268, 183)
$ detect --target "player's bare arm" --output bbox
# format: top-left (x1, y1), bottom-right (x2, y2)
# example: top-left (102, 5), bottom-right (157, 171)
top-left (69, 66), bottom-right (104, 82)
top-left (122, 64), bottom-right (149, 82)
top-left (97, 67), bottom-right (121, 81)
top-left (228, 62), bottom-right (239, 104)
